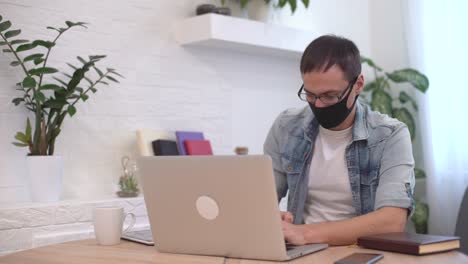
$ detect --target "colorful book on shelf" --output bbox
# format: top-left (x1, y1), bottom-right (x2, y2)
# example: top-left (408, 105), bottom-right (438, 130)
top-left (184, 140), bottom-right (213, 155)
top-left (152, 139), bottom-right (179, 156)
top-left (357, 232), bottom-right (460, 255)
top-left (175, 131), bottom-right (204, 155)
top-left (136, 129), bottom-right (176, 156)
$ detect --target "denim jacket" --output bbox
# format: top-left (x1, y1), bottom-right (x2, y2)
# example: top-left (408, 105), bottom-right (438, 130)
top-left (264, 101), bottom-right (415, 224)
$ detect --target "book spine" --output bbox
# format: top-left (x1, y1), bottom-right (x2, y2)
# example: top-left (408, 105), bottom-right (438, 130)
top-left (357, 239), bottom-right (419, 255)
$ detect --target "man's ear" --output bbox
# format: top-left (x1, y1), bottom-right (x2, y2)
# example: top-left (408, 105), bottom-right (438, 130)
top-left (355, 74), bottom-right (365, 95)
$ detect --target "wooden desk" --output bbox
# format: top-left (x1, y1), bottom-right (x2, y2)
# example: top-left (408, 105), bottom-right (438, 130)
top-left (0, 239), bottom-right (467, 264)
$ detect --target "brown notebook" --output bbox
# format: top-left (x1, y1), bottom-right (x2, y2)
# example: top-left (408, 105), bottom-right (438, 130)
top-left (357, 232), bottom-right (460, 255)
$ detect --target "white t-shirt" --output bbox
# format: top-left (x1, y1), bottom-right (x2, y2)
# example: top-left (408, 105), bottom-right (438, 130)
top-left (303, 125), bottom-right (357, 224)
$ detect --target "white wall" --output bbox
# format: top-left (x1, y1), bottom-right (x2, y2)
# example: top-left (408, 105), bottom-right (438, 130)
top-left (0, 0), bottom-right (411, 203)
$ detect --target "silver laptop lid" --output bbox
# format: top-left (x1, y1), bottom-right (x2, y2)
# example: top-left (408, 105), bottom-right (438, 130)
top-left (138, 155), bottom-right (289, 260)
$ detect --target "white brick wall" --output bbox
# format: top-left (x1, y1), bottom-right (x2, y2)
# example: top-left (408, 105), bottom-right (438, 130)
top-left (0, 0), bottom-right (377, 203)
top-left (0, 197), bottom-right (148, 255)
top-left (0, 0), bottom-right (413, 256)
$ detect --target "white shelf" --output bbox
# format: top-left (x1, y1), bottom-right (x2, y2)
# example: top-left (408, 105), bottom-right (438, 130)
top-left (174, 14), bottom-right (316, 59)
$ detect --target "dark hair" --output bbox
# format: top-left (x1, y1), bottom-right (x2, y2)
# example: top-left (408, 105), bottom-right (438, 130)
top-left (300, 35), bottom-right (361, 81)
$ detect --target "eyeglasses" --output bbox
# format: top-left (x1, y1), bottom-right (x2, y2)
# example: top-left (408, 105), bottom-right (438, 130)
top-left (297, 77), bottom-right (358, 106)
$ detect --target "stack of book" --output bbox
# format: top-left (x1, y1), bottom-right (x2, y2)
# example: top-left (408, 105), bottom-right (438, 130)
top-left (357, 232), bottom-right (460, 255)
top-left (151, 130), bottom-right (213, 156)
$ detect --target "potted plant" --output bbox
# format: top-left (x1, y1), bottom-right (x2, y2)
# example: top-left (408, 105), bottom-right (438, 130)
top-left (0, 15), bottom-right (122, 202)
top-left (117, 156), bottom-right (140, 198)
top-left (361, 56), bottom-right (430, 233)
top-left (220, 0), bottom-right (309, 21)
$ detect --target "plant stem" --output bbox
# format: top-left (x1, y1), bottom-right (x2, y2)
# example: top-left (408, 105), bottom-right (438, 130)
top-left (70, 72), bottom-right (108, 107)
top-left (0, 33), bottom-right (30, 76)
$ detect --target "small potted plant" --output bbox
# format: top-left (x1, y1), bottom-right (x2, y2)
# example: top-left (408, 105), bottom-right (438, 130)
top-left (117, 156), bottom-right (140, 198)
top-left (0, 15), bottom-right (123, 202)
top-left (220, 0), bottom-right (309, 21)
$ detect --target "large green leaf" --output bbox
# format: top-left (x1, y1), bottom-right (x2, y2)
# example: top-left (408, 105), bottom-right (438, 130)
top-left (67, 105), bottom-right (77, 117)
top-left (46, 26), bottom-right (61, 33)
top-left (0, 20), bottom-right (12, 32)
top-left (411, 200), bottom-right (429, 234)
top-left (93, 66), bottom-right (103, 77)
top-left (10, 39), bottom-right (28, 45)
top-left (4, 29), bottom-right (21, 38)
top-left (364, 81), bottom-right (378, 92)
top-left (106, 75), bottom-right (119, 83)
top-left (360, 56), bottom-right (383, 71)
top-left (44, 99), bottom-right (67, 109)
top-left (34, 91), bottom-right (46, 102)
top-left (386, 68), bottom-right (429, 93)
top-left (371, 89), bottom-right (393, 115)
top-left (393, 107), bottom-right (416, 141)
top-left (278, 0), bottom-right (288, 7)
top-left (16, 43), bottom-right (36, 52)
top-left (40, 84), bottom-right (64, 91)
top-left (12, 97), bottom-right (24, 106)
top-left (32, 40), bottom-right (55, 49)
top-left (67, 68), bottom-right (86, 91)
top-left (399, 91), bottom-right (418, 111)
top-left (10, 61), bottom-right (21, 67)
top-left (33, 58), bottom-right (45, 65)
top-left (77, 56), bottom-right (87, 64)
top-left (29, 67), bottom-right (59, 76)
top-left (107, 69), bottom-right (124, 78)
top-left (23, 53), bottom-right (44, 62)
top-left (14, 132), bottom-right (28, 143)
top-left (288, 0), bottom-right (297, 13)
top-left (22, 76), bottom-right (36, 88)
top-left (240, 0), bottom-right (249, 8)
top-left (65, 21), bottom-right (88, 28)
top-left (13, 142), bottom-right (29, 147)
top-left (302, 0), bottom-right (310, 8)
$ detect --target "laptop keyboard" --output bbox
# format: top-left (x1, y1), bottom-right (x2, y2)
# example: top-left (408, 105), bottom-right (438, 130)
top-left (285, 242), bottom-right (298, 251)
top-left (127, 230), bottom-right (154, 242)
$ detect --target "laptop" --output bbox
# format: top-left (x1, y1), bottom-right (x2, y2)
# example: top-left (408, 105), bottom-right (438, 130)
top-left (137, 155), bottom-right (328, 261)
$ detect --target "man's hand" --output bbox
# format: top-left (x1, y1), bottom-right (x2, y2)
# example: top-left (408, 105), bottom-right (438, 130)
top-left (280, 211), bottom-right (293, 223)
top-left (281, 221), bottom-right (308, 246)
top-left (280, 207), bottom-right (407, 246)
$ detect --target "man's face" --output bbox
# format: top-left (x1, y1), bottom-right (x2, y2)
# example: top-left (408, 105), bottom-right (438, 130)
top-left (302, 64), bottom-right (364, 108)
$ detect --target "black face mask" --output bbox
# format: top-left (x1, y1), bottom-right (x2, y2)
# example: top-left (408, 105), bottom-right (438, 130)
top-left (308, 81), bottom-right (359, 129)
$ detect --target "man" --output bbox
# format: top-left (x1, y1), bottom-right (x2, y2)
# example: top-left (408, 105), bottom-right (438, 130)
top-left (264, 35), bottom-right (415, 246)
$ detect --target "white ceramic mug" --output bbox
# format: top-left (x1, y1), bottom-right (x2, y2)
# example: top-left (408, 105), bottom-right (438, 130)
top-left (93, 206), bottom-right (136, 246)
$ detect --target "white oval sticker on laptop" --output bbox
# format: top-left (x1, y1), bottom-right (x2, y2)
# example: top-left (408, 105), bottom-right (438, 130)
top-left (196, 196), bottom-right (219, 220)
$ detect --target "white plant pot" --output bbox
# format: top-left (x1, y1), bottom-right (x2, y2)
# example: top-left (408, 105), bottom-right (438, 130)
top-left (223, 0), bottom-right (279, 22)
top-left (246, 0), bottom-right (276, 22)
top-left (26, 156), bottom-right (63, 202)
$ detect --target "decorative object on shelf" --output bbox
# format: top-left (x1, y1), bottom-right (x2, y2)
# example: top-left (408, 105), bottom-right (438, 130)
top-left (152, 139), bottom-right (179, 156)
top-left (0, 15), bottom-right (123, 202)
top-left (117, 156), bottom-right (139, 198)
top-left (221, 0), bottom-right (309, 13)
top-left (196, 4), bottom-right (232, 16)
top-left (220, 0), bottom-right (309, 22)
top-left (196, 4), bottom-right (217, 15)
top-left (215, 7), bottom-right (232, 16)
top-left (361, 56), bottom-right (430, 234)
top-left (234, 146), bottom-right (249, 155)
top-left (184, 139), bottom-right (213, 155)
top-left (175, 131), bottom-right (205, 155)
